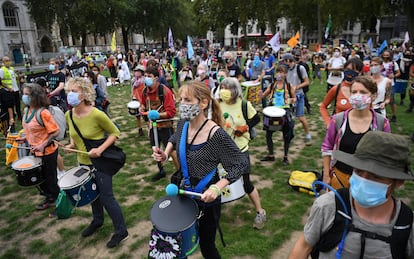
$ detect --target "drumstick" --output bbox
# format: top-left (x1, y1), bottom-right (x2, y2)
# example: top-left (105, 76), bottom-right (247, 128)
top-left (4, 144), bottom-right (31, 150)
top-left (53, 140), bottom-right (89, 155)
top-left (165, 183), bottom-right (202, 199)
top-left (5, 143), bottom-right (89, 155)
top-left (223, 113), bottom-right (250, 140)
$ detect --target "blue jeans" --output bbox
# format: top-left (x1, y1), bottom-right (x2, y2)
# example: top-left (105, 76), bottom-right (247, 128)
top-left (90, 168), bottom-right (127, 235)
top-left (295, 93), bottom-right (305, 117)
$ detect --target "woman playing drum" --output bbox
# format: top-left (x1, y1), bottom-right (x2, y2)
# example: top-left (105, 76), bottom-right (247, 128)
top-left (152, 81), bottom-right (247, 258)
top-left (260, 65), bottom-right (296, 165)
top-left (64, 77), bottom-right (128, 248)
top-left (219, 77), bottom-right (266, 229)
top-left (20, 83), bottom-right (60, 216)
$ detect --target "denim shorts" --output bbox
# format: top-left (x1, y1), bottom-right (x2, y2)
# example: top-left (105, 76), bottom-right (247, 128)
top-left (295, 93), bottom-right (305, 117)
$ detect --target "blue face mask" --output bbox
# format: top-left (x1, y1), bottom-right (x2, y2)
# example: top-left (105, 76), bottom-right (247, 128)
top-left (144, 77), bottom-right (154, 87)
top-left (48, 64), bottom-right (55, 71)
top-left (22, 94), bottom-right (31, 106)
top-left (343, 69), bottom-right (359, 82)
top-left (67, 92), bottom-right (81, 107)
top-left (350, 172), bottom-right (390, 208)
top-left (253, 56), bottom-right (260, 67)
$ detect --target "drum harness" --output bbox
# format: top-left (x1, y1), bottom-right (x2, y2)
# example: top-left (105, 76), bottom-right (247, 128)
top-left (179, 121), bottom-right (226, 247)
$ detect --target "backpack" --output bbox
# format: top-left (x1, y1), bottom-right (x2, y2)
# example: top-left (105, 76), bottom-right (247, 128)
top-left (311, 188), bottom-right (413, 259)
top-left (332, 83), bottom-right (342, 115)
top-left (297, 62), bottom-right (310, 92)
top-left (26, 106), bottom-right (66, 141)
top-left (288, 170), bottom-right (322, 196)
top-left (241, 100), bottom-right (260, 139)
top-left (335, 111), bottom-right (384, 132)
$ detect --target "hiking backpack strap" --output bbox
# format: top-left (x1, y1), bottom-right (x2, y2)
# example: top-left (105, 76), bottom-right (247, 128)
top-left (35, 107), bottom-right (46, 127)
top-left (335, 111), bottom-right (345, 132)
top-left (373, 112), bottom-right (385, 131)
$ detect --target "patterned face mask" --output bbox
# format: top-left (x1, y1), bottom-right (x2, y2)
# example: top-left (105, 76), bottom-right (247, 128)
top-left (349, 94), bottom-right (371, 110)
top-left (179, 103), bottom-right (200, 120)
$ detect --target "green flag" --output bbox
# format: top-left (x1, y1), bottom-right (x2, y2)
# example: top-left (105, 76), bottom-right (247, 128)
top-left (171, 57), bottom-right (177, 88)
top-left (324, 14), bottom-right (332, 39)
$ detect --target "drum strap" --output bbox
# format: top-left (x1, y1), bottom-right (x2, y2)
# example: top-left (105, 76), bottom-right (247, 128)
top-left (179, 121), bottom-right (217, 193)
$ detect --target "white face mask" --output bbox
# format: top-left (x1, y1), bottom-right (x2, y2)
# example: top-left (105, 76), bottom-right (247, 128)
top-left (370, 65), bottom-right (381, 74)
top-left (334, 51), bottom-right (340, 58)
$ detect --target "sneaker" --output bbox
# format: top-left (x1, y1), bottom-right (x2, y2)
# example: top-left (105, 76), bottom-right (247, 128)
top-left (282, 157), bottom-right (289, 166)
top-left (106, 231), bottom-right (129, 248)
top-left (305, 137), bottom-right (312, 146)
top-left (36, 198), bottom-right (55, 210)
top-left (260, 155), bottom-right (275, 162)
top-left (253, 209), bottom-right (266, 229)
top-left (81, 222), bottom-right (103, 237)
top-left (48, 209), bottom-right (57, 218)
top-left (151, 171), bottom-right (166, 182)
top-left (390, 115), bottom-right (397, 123)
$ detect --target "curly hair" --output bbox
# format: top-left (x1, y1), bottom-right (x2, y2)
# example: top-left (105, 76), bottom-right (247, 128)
top-left (179, 80), bottom-right (224, 127)
top-left (22, 83), bottom-right (50, 109)
top-left (65, 77), bottom-right (96, 105)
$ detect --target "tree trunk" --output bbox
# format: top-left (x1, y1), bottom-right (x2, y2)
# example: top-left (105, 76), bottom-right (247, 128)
top-left (317, 3), bottom-right (322, 44)
top-left (81, 31), bottom-right (86, 53)
top-left (122, 26), bottom-right (129, 51)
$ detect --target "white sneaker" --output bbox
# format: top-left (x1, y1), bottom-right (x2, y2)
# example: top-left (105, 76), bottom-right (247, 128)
top-left (253, 209), bottom-right (266, 229)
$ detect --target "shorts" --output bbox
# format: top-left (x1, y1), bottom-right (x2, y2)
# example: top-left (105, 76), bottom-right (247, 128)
top-left (295, 93), bottom-right (305, 117)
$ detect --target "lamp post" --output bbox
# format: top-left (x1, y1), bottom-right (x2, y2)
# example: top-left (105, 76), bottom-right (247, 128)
top-left (14, 7), bottom-right (26, 64)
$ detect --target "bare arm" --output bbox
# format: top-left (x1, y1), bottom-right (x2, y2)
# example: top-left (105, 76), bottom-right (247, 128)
top-left (288, 233), bottom-right (313, 259)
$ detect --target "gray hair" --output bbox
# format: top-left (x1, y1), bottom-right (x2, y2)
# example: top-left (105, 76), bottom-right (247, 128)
top-left (224, 51), bottom-right (234, 60)
top-left (220, 77), bottom-right (243, 104)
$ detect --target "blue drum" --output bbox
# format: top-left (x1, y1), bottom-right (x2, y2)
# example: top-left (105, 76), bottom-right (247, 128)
top-left (58, 166), bottom-right (99, 207)
top-left (149, 195), bottom-right (199, 258)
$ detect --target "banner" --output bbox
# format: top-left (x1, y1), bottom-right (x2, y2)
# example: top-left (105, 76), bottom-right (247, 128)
top-left (287, 31), bottom-right (300, 48)
top-left (168, 28), bottom-right (174, 51)
top-left (324, 14), bottom-right (332, 39)
top-left (403, 31), bottom-right (410, 51)
top-left (378, 40), bottom-right (388, 55)
top-left (268, 32), bottom-right (281, 53)
top-left (110, 32), bottom-right (116, 52)
top-left (187, 36), bottom-right (194, 59)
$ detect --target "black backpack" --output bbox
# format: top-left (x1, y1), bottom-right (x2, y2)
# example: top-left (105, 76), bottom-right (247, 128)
top-left (311, 188), bottom-right (413, 259)
top-left (241, 100), bottom-right (260, 139)
top-left (297, 62), bottom-right (310, 92)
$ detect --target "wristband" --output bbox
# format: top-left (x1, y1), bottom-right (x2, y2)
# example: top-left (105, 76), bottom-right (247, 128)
top-left (208, 184), bottom-right (221, 196)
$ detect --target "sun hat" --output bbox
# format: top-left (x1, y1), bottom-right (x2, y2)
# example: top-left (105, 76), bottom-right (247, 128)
top-left (133, 64), bottom-right (145, 71)
top-left (333, 131), bottom-right (414, 180)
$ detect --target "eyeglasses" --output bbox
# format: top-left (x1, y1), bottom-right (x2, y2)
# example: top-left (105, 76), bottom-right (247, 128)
top-left (285, 60), bottom-right (294, 63)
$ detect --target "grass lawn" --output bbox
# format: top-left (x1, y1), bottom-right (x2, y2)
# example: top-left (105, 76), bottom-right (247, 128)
top-left (0, 70), bottom-right (413, 258)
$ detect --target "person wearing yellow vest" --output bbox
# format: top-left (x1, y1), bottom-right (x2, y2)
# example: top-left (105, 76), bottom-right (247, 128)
top-left (0, 56), bottom-right (17, 133)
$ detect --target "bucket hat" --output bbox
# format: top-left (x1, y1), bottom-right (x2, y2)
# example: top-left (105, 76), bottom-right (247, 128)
top-left (133, 64), bottom-right (145, 71)
top-left (334, 131), bottom-right (414, 180)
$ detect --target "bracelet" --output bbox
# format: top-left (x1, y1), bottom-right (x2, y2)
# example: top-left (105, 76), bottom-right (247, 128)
top-left (209, 184), bottom-right (221, 196)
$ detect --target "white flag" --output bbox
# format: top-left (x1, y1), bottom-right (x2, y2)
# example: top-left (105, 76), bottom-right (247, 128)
top-left (268, 32), bottom-right (281, 53)
top-left (168, 28), bottom-right (174, 51)
top-left (403, 31), bottom-right (410, 51)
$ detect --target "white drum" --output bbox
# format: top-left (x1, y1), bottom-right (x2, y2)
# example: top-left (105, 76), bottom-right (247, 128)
top-left (263, 106), bottom-right (286, 131)
top-left (241, 81), bottom-right (261, 88)
top-left (127, 100), bottom-right (140, 115)
top-left (218, 164), bottom-right (245, 203)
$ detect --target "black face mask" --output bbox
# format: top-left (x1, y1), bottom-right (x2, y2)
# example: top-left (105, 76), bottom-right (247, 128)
top-left (264, 51), bottom-right (269, 55)
top-left (343, 69), bottom-right (359, 82)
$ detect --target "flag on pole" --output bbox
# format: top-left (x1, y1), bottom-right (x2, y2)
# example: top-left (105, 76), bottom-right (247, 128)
top-left (171, 56), bottom-right (177, 88)
top-left (378, 40), bottom-right (388, 55)
top-left (268, 32), bottom-right (281, 53)
top-left (187, 36), bottom-right (194, 59)
top-left (168, 28), bottom-right (174, 51)
top-left (402, 31), bottom-right (410, 51)
top-left (110, 32), bottom-right (116, 52)
top-left (287, 31), bottom-right (300, 48)
top-left (324, 14), bottom-right (332, 39)
top-left (367, 37), bottom-right (373, 51)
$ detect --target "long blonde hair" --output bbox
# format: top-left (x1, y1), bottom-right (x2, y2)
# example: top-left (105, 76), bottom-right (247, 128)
top-left (179, 81), bottom-right (224, 127)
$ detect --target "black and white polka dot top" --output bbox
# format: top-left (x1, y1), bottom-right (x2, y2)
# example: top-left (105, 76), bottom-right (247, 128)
top-left (170, 119), bottom-right (247, 186)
